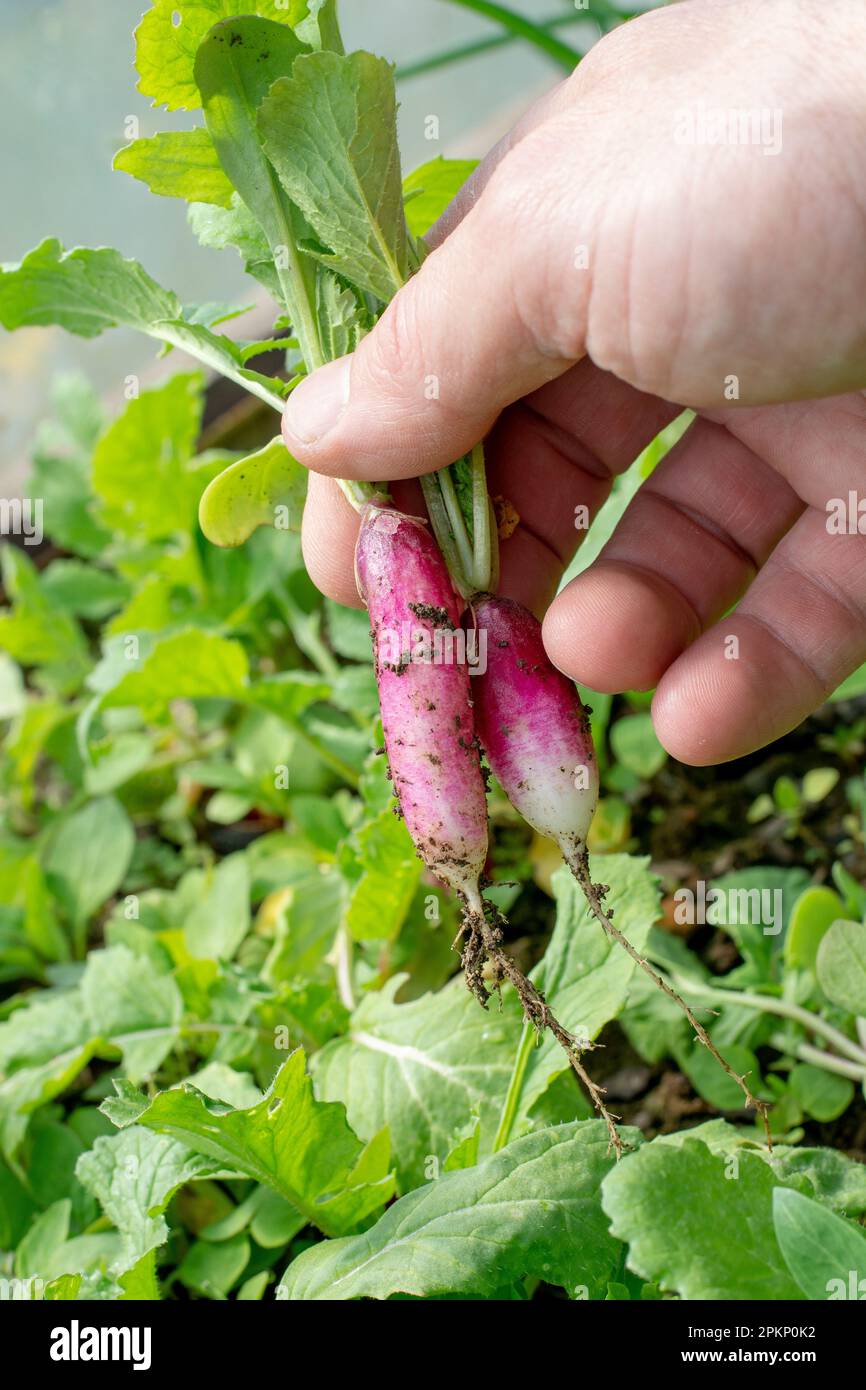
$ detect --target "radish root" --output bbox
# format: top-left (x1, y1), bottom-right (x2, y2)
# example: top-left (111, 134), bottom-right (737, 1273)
top-left (567, 843), bottom-right (772, 1150)
top-left (455, 900), bottom-right (625, 1157)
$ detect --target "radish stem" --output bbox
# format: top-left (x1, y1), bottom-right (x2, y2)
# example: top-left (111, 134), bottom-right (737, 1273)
top-left (437, 468), bottom-right (476, 585)
top-left (470, 441), bottom-right (495, 592)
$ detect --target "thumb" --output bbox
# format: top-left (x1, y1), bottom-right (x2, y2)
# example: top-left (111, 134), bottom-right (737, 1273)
top-left (281, 170), bottom-right (585, 480)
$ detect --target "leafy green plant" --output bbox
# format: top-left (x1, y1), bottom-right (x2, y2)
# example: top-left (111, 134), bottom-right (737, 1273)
top-left (1, 0), bottom-right (865, 1304)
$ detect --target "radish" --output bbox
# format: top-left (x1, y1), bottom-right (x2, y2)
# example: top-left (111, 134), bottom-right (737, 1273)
top-left (469, 595), bottom-right (599, 868)
top-left (470, 593), bottom-right (771, 1142)
top-left (355, 502), bottom-right (488, 917)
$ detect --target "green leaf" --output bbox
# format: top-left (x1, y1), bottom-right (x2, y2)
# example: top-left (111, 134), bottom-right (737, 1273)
top-left (184, 853), bottom-right (251, 961)
top-left (681, 1039), bottom-right (762, 1112)
top-left (0, 948), bottom-right (182, 1158)
top-left (134, 0), bottom-right (334, 111)
top-left (773, 1187), bottom-right (866, 1300)
top-left (16, 1200), bottom-right (71, 1279)
top-left (259, 51), bottom-right (410, 301)
top-left (39, 561), bottom-right (129, 622)
top-left (0, 548), bottom-right (89, 692)
top-left (194, 17), bottom-right (322, 368)
top-left (601, 1137), bottom-right (805, 1300)
top-left (76, 1127), bottom-right (219, 1274)
top-left (133, 1049), bottom-right (393, 1236)
top-left (708, 865), bottom-right (810, 979)
top-left (92, 374), bottom-right (204, 539)
top-left (114, 129), bottom-right (235, 207)
top-left (609, 713), bottom-right (668, 779)
top-left (281, 1121), bottom-right (639, 1301)
top-left (178, 1233), bottom-right (250, 1295)
top-left (199, 437), bottom-right (308, 547)
top-left (313, 976), bottom-right (521, 1192)
top-left (0, 240), bottom-right (287, 411)
top-left (403, 156), bottom-right (479, 237)
top-left (817, 919), bottom-right (866, 1015)
top-left (345, 810), bottom-right (422, 943)
top-left (316, 269), bottom-right (370, 360)
top-left (785, 885), bottom-right (843, 970)
top-left (101, 629), bottom-right (249, 714)
top-left (789, 1064), bottom-right (854, 1123)
top-left (44, 798), bottom-right (135, 933)
top-left (517, 856), bottom-right (660, 1118)
top-left (0, 238), bottom-right (178, 338)
top-left (80, 945), bottom-right (184, 1081)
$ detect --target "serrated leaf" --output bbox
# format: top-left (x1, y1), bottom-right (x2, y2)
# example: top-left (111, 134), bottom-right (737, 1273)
top-left (0, 238), bottom-right (179, 338)
top-left (259, 51), bottom-right (409, 301)
top-left (281, 1121), bottom-right (639, 1301)
top-left (92, 373), bottom-right (204, 539)
top-left (101, 629), bottom-right (250, 714)
top-left (0, 240), bottom-right (287, 410)
top-left (199, 437), bottom-right (307, 547)
top-left (76, 1127), bottom-right (219, 1274)
top-left (133, 1049), bottom-right (393, 1235)
top-left (316, 268), bottom-right (370, 359)
top-left (194, 17), bottom-right (322, 366)
top-left (134, 0), bottom-right (335, 112)
top-left (601, 1137), bottom-right (805, 1300)
top-left (114, 128), bottom-right (235, 207)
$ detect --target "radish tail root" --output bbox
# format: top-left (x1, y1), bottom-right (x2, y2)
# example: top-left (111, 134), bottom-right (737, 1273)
top-left (454, 899), bottom-right (624, 1157)
top-left (566, 843), bottom-right (772, 1150)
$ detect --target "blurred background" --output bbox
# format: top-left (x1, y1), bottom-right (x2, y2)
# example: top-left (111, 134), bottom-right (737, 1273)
top-left (0, 0), bottom-right (651, 486)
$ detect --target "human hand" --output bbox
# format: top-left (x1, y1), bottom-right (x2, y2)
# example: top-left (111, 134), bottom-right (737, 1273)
top-left (283, 0), bottom-right (866, 766)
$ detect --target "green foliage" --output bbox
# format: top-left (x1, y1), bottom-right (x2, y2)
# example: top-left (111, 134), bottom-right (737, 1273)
top-left (0, 0), bottom-right (862, 1306)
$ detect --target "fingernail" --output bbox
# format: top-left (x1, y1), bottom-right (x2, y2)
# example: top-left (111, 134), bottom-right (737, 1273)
top-left (284, 357), bottom-right (351, 445)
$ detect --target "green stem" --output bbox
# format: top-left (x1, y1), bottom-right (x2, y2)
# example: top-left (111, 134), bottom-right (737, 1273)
top-left (470, 442), bottom-right (495, 592)
top-left (768, 1032), bottom-right (866, 1083)
top-left (398, 11), bottom-right (586, 79)
top-left (437, 0), bottom-right (584, 69)
top-left (153, 324), bottom-right (287, 413)
top-left (420, 473), bottom-right (473, 595)
top-left (664, 970), bottom-right (866, 1068)
top-left (493, 1020), bottom-right (535, 1151)
top-left (438, 467), bottom-right (476, 581)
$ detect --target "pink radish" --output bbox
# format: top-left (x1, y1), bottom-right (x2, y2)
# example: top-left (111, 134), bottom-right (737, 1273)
top-left (469, 592), bottom-right (771, 1140)
top-left (470, 595), bottom-right (598, 873)
top-left (355, 502), bottom-right (488, 915)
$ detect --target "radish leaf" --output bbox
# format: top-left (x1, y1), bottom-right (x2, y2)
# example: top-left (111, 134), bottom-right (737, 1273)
top-left (774, 1187), bottom-right (866, 1300)
top-left (260, 51), bottom-right (410, 301)
top-left (200, 437), bottom-right (309, 548)
top-left (403, 156), bottom-right (479, 237)
top-left (134, 0), bottom-right (338, 113)
top-left (602, 1137), bottom-right (805, 1301)
top-left (281, 1120), bottom-right (638, 1300)
top-left (128, 1049), bottom-right (393, 1236)
top-left (114, 129), bottom-right (235, 208)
